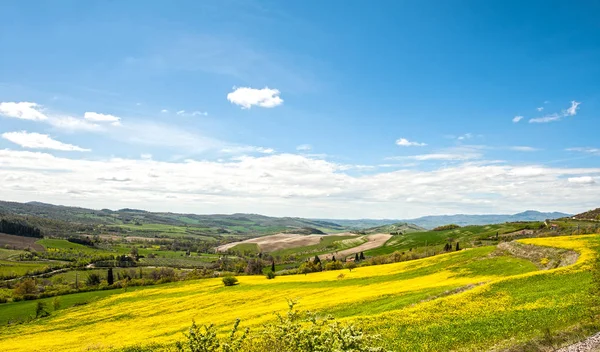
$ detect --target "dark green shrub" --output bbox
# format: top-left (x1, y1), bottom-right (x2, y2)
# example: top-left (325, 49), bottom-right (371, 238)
top-left (222, 276), bottom-right (238, 287)
top-left (266, 271), bottom-right (275, 280)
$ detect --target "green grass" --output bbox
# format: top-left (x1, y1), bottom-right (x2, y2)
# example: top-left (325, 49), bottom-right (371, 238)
top-left (229, 243), bottom-right (260, 254)
top-left (270, 235), bottom-right (364, 259)
top-left (365, 222), bottom-right (543, 256)
top-left (0, 260), bottom-right (53, 276)
top-left (0, 287), bottom-right (147, 325)
top-left (0, 248), bottom-right (25, 260)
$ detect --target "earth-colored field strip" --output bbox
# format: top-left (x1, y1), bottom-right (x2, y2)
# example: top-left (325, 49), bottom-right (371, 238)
top-left (0, 234), bottom-right (595, 352)
top-left (217, 233), bottom-right (353, 253)
top-left (319, 233), bottom-right (392, 260)
top-left (0, 233), bottom-right (44, 251)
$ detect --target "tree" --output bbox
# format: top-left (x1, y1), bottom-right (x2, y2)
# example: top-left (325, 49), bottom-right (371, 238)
top-left (345, 262), bottom-right (357, 272)
top-left (107, 267), bottom-right (114, 285)
top-left (52, 296), bottom-right (61, 311)
top-left (14, 278), bottom-right (37, 296)
top-left (360, 252), bottom-right (365, 260)
top-left (266, 271), bottom-right (276, 280)
top-left (271, 260), bottom-right (276, 273)
top-left (332, 255), bottom-right (336, 262)
top-left (86, 273), bottom-right (101, 286)
top-left (244, 259), bottom-right (264, 275)
top-left (130, 246), bottom-right (139, 259)
top-left (313, 255), bottom-right (321, 265)
top-left (456, 242), bottom-right (460, 251)
top-left (36, 301), bottom-right (49, 318)
top-left (355, 253), bottom-right (360, 262)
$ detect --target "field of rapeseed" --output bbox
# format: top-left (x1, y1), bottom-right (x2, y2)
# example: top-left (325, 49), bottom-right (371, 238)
top-left (0, 235), bottom-right (597, 352)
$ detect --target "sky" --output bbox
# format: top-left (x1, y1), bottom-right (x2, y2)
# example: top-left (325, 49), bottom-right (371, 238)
top-left (0, 0), bottom-right (599, 219)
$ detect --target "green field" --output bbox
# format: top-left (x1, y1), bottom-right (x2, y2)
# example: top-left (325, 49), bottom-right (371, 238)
top-left (0, 235), bottom-right (594, 352)
top-left (270, 235), bottom-right (365, 259)
top-left (365, 222), bottom-right (542, 256)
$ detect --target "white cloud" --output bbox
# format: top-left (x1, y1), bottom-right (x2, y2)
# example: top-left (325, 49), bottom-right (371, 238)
top-left (227, 87), bottom-right (283, 109)
top-left (509, 146), bottom-right (540, 152)
top-left (191, 111), bottom-right (208, 116)
top-left (536, 107), bottom-right (544, 112)
top-left (512, 116), bottom-right (524, 123)
top-left (221, 146), bottom-right (275, 154)
top-left (84, 112), bottom-right (121, 123)
top-left (566, 147), bottom-right (600, 156)
top-left (1, 150), bottom-right (599, 218)
top-left (457, 133), bottom-right (473, 140)
top-left (563, 100), bottom-right (581, 116)
top-left (404, 153), bottom-right (479, 161)
top-left (529, 101), bottom-right (581, 123)
top-left (1, 131), bottom-right (90, 152)
top-left (160, 109), bottom-right (169, 113)
top-left (47, 115), bottom-right (103, 132)
top-left (0, 102), bottom-right (48, 121)
top-left (140, 154), bottom-right (153, 160)
top-left (296, 144), bottom-right (312, 151)
top-left (396, 138), bottom-right (427, 147)
top-left (529, 113), bottom-right (561, 124)
top-left (568, 176), bottom-right (595, 184)
top-left (176, 110), bottom-right (186, 115)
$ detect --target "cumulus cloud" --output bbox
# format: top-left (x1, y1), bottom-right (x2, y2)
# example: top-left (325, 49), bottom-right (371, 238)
top-left (1, 150), bottom-right (599, 218)
top-left (536, 107), bottom-right (544, 112)
top-left (227, 87), bottom-right (283, 109)
top-left (512, 116), bottom-right (524, 123)
top-left (396, 138), bottom-right (427, 147)
top-left (1, 131), bottom-right (90, 152)
top-left (457, 133), bottom-right (473, 140)
top-left (568, 176), bottom-right (595, 184)
top-left (0, 102), bottom-right (48, 121)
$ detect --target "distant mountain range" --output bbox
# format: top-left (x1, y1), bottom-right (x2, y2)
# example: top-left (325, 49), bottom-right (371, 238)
top-left (0, 200), bottom-right (571, 234)
top-left (322, 210), bottom-right (572, 230)
top-left (398, 210), bottom-right (571, 229)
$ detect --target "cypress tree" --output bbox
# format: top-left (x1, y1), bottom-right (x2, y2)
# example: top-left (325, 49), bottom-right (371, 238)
top-left (107, 268), bottom-right (114, 285)
top-left (313, 255), bottom-right (321, 265)
top-left (360, 252), bottom-right (365, 260)
top-left (332, 255), bottom-right (336, 262)
top-left (355, 253), bottom-right (359, 262)
top-left (456, 242), bottom-right (460, 251)
top-left (271, 260), bottom-right (275, 272)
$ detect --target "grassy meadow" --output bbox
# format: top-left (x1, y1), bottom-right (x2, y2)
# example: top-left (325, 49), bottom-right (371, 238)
top-left (0, 234), bottom-right (596, 351)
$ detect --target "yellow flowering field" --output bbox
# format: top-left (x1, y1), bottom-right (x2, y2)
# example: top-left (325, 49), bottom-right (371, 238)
top-left (0, 234), bottom-right (597, 351)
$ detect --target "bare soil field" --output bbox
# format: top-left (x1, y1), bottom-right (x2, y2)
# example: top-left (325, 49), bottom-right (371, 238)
top-left (319, 233), bottom-right (392, 260)
top-left (0, 233), bottom-right (44, 251)
top-left (216, 232), bottom-right (354, 253)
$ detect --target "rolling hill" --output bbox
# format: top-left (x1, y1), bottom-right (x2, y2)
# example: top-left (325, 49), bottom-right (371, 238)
top-left (400, 210), bottom-right (571, 229)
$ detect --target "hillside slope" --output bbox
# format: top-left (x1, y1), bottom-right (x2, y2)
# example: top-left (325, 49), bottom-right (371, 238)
top-left (573, 208), bottom-right (600, 221)
top-left (0, 235), bottom-right (595, 352)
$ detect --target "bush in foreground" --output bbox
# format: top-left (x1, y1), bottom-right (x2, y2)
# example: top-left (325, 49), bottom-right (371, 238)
top-left (175, 301), bottom-right (386, 352)
top-left (222, 276), bottom-right (238, 287)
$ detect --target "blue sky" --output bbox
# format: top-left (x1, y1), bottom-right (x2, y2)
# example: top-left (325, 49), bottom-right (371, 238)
top-left (0, 0), bottom-right (599, 218)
